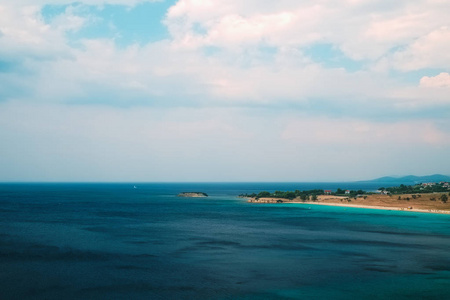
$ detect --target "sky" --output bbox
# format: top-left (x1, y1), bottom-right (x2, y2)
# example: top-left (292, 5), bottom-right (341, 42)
top-left (0, 0), bottom-right (449, 182)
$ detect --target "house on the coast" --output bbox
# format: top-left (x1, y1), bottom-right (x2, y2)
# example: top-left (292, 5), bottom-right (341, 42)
top-left (345, 190), bottom-right (350, 194)
top-left (325, 190), bottom-right (332, 195)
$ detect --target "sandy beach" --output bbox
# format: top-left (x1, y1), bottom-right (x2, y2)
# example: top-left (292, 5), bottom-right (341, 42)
top-left (290, 201), bottom-right (450, 214)
top-left (247, 193), bottom-right (450, 214)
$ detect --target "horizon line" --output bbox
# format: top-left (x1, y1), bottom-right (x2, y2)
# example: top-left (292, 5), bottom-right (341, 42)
top-left (1, 175), bottom-right (449, 185)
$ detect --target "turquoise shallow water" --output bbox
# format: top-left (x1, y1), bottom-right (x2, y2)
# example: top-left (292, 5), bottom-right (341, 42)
top-left (0, 183), bottom-right (449, 299)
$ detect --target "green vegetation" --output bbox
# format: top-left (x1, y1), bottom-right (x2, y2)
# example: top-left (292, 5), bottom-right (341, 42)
top-left (239, 188), bottom-right (365, 201)
top-left (239, 181), bottom-right (450, 202)
top-left (334, 189), bottom-right (365, 198)
top-left (336, 188), bottom-right (345, 194)
top-left (239, 189), bottom-right (324, 201)
top-left (239, 188), bottom-right (368, 200)
top-left (381, 182), bottom-right (449, 194)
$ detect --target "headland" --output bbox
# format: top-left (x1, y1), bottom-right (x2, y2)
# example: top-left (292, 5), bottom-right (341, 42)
top-left (241, 182), bottom-right (450, 214)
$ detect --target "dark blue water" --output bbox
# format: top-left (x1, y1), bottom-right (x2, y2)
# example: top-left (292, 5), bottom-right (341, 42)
top-left (0, 183), bottom-right (449, 299)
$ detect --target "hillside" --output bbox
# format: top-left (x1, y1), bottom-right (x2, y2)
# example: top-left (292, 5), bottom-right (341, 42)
top-left (361, 174), bottom-right (450, 184)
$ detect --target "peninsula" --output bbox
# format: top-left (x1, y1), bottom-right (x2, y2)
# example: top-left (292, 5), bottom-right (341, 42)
top-left (177, 192), bottom-right (208, 198)
top-left (240, 182), bottom-right (450, 214)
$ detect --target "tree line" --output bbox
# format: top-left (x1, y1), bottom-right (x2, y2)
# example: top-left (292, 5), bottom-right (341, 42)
top-left (379, 183), bottom-right (450, 195)
top-left (239, 189), bottom-right (366, 201)
top-left (239, 183), bottom-right (449, 202)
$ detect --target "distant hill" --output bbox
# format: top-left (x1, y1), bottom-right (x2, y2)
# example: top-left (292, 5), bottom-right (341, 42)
top-left (362, 174), bottom-right (450, 185)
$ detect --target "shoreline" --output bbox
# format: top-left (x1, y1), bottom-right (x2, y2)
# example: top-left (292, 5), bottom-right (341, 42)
top-left (244, 195), bottom-right (450, 215)
top-left (287, 201), bottom-right (450, 215)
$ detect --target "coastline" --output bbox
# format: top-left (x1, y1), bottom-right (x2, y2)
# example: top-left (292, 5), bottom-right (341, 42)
top-left (245, 194), bottom-right (450, 215)
top-left (288, 201), bottom-right (450, 214)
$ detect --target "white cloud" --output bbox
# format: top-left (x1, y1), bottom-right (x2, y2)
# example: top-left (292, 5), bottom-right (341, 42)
top-left (420, 72), bottom-right (450, 88)
top-left (3, 0), bottom-right (450, 181)
top-left (281, 118), bottom-right (450, 146)
top-left (391, 27), bottom-right (450, 71)
top-left (164, 0), bottom-right (450, 61)
top-left (0, 4), bottom-right (75, 64)
top-left (0, 0), bottom-right (449, 112)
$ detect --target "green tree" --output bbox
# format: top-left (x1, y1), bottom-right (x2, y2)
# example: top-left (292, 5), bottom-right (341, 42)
top-left (440, 194), bottom-right (448, 203)
top-left (273, 191), bottom-right (284, 197)
top-left (257, 191), bottom-right (271, 198)
top-left (285, 191), bottom-right (296, 200)
top-left (311, 194), bottom-right (317, 201)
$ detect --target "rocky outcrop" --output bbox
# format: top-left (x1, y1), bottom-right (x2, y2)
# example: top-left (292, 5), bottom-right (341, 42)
top-left (177, 192), bottom-right (208, 197)
top-left (247, 197), bottom-right (284, 203)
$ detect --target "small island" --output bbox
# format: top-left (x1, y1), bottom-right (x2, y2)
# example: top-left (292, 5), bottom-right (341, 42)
top-left (240, 182), bottom-right (450, 214)
top-left (177, 192), bottom-right (208, 198)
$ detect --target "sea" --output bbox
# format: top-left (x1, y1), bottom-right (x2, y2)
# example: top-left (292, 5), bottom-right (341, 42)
top-left (0, 182), bottom-right (449, 299)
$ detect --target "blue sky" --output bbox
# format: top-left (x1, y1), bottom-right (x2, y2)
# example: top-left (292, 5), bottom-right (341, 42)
top-left (42, 1), bottom-right (175, 46)
top-left (0, 0), bottom-right (449, 182)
